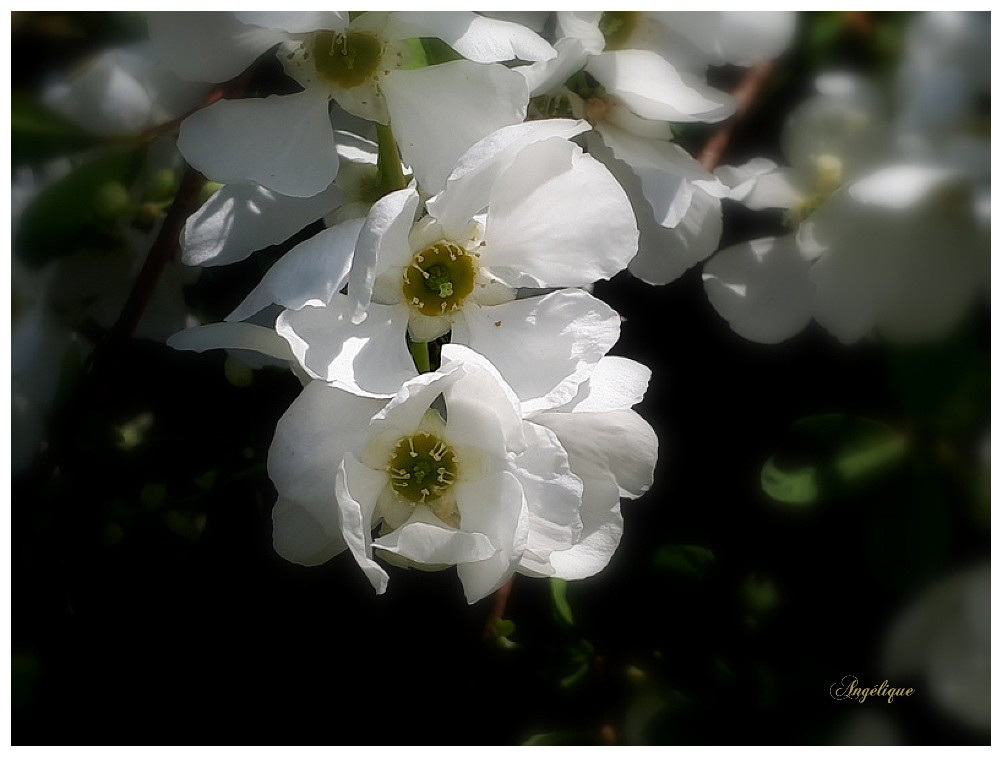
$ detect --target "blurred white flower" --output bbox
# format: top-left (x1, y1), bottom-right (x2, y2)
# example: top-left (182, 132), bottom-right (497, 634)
top-left (268, 344), bottom-right (656, 603)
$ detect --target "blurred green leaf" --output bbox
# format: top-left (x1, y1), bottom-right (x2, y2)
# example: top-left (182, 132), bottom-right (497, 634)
top-left (11, 93), bottom-right (110, 166)
top-left (420, 37), bottom-right (462, 66)
top-left (15, 146), bottom-right (143, 268)
top-left (550, 578), bottom-right (574, 627)
top-left (761, 414), bottom-right (907, 505)
top-left (652, 544), bottom-right (715, 577)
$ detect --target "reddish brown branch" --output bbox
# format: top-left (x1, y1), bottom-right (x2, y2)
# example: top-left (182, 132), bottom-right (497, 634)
top-left (482, 577), bottom-right (514, 639)
top-left (698, 60), bottom-right (775, 172)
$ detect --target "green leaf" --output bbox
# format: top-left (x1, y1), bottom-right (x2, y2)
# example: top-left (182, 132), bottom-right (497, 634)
top-left (761, 414), bottom-right (907, 505)
top-left (419, 37), bottom-right (462, 66)
top-left (15, 147), bottom-right (144, 268)
top-left (652, 544), bottom-right (715, 577)
top-left (550, 578), bottom-right (574, 627)
top-left (11, 93), bottom-right (110, 166)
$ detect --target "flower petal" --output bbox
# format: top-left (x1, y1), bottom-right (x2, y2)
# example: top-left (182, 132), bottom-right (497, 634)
top-left (226, 218), bottom-right (364, 322)
top-left (389, 12), bottom-right (555, 63)
top-left (148, 12), bottom-right (282, 83)
top-left (373, 507), bottom-right (496, 565)
top-left (517, 37), bottom-right (591, 97)
top-left (382, 61), bottom-right (528, 196)
top-left (715, 158), bottom-right (799, 211)
top-left (483, 137), bottom-right (638, 287)
top-left (452, 289), bottom-right (620, 415)
top-left (702, 235), bottom-right (814, 343)
top-left (655, 12), bottom-right (796, 67)
top-left (549, 475), bottom-right (624, 580)
top-left (167, 322), bottom-right (293, 362)
top-left (515, 422), bottom-right (583, 578)
top-left (347, 186), bottom-right (420, 322)
top-left (178, 89), bottom-right (339, 197)
top-left (336, 453), bottom-right (391, 593)
top-left (269, 381), bottom-right (385, 511)
top-left (272, 496), bottom-right (347, 567)
top-left (534, 409), bottom-right (658, 500)
top-left (182, 181), bottom-right (343, 267)
top-left (234, 11), bottom-right (347, 35)
top-left (560, 356), bottom-right (652, 414)
top-left (428, 118), bottom-right (589, 238)
top-left (276, 296), bottom-right (416, 397)
top-left (586, 49), bottom-right (734, 123)
top-left (455, 471), bottom-right (528, 603)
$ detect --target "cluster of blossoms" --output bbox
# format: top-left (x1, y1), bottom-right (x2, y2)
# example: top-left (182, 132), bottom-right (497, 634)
top-left (16, 12), bottom-right (986, 603)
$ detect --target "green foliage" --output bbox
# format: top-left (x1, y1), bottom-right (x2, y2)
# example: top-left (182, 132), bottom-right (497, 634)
top-left (15, 147), bottom-right (144, 268)
top-left (550, 578), bottom-right (574, 627)
top-left (652, 544), bottom-right (715, 578)
top-left (11, 93), bottom-right (110, 166)
top-left (761, 413), bottom-right (907, 505)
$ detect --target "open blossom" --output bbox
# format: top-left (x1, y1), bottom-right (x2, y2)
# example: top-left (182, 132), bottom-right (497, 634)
top-left (150, 11), bottom-right (551, 198)
top-left (198, 122), bottom-right (639, 413)
top-left (268, 344), bottom-right (657, 602)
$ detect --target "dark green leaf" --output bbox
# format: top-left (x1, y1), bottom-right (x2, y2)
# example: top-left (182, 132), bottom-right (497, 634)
top-left (15, 147), bottom-right (143, 268)
top-left (550, 578), bottom-right (574, 627)
top-left (12, 93), bottom-right (110, 166)
top-left (652, 544), bottom-right (716, 577)
top-left (761, 414), bottom-right (907, 505)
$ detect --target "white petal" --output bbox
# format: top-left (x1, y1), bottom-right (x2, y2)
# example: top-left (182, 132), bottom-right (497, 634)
top-left (452, 290), bottom-right (620, 415)
top-left (517, 37), bottom-right (590, 97)
top-left (715, 158), bottom-right (800, 211)
top-left (336, 453), bottom-right (391, 593)
top-left (178, 90), bottom-right (339, 197)
top-left (535, 410), bottom-right (658, 500)
top-left (382, 61), bottom-right (528, 196)
top-left (656, 12), bottom-right (796, 67)
top-left (234, 11), bottom-right (347, 34)
top-left (272, 496), bottom-right (346, 567)
top-left (549, 475), bottom-right (624, 580)
top-left (347, 186), bottom-right (420, 322)
top-left (455, 471), bottom-right (528, 603)
top-left (369, 362), bottom-right (465, 437)
top-left (847, 165), bottom-right (960, 210)
top-left (148, 12), bottom-right (283, 83)
top-left (597, 121), bottom-right (715, 228)
top-left (427, 118), bottom-right (590, 238)
top-left (227, 218), bottom-right (364, 322)
top-left (515, 422), bottom-right (583, 577)
top-left (702, 235), bottom-right (814, 344)
top-left (586, 49), bottom-right (734, 123)
top-left (373, 507), bottom-right (496, 565)
top-left (388, 12), bottom-right (554, 63)
top-left (483, 138), bottom-right (638, 287)
top-left (269, 382), bottom-right (385, 511)
top-left (182, 181), bottom-right (343, 267)
top-left (167, 322), bottom-right (293, 362)
top-left (276, 297), bottom-right (416, 397)
top-left (560, 356), bottom-right (652, 414)
top-left (555, 11), bottom-right (605, 55)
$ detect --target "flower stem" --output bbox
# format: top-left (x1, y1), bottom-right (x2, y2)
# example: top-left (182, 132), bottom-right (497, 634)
top-left (698, 60), bottom-right (775, 171)
top-left (409, 340), bottom-right (431, 374)
top-left (376, 122), bottom-right (407, 194)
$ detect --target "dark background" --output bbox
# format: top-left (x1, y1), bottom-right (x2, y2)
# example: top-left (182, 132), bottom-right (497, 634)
top-left (12, 12), bottom-right (990, 745)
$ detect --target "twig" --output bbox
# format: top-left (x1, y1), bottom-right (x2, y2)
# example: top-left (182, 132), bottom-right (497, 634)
top-left (482, 577), bottom-right (514, 639)
top-left (698, 60), bottom-right (775, 172)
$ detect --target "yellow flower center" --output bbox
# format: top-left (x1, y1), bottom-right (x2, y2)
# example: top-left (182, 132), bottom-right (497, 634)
top-left (310, 31), bottom-right (383, 89)
top-left (599, 11), bottom-right (639, 51)
top-left (401, 241), bottom-right (477, 317)
top-left (387, 433), bottom-right (459, 504)
top-left (786, 153), bottom-right (845, 228)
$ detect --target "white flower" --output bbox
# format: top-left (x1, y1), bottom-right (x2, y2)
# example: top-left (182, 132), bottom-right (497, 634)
top-left (242, 124), bottom-right (638, 413)
top-left (268, 344), bottom-right (657, 603)
top-left (151, 11), bottom-right (551, 198)
top-left (703, 74), bottom-right (988, 344)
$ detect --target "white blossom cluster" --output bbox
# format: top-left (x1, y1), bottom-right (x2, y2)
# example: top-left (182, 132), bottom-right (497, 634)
top-left (13, 12), bottom-right (988, 603)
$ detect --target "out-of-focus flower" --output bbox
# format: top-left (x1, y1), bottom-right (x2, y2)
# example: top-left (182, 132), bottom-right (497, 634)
top-left (268, 344), bottom-right (656, 602)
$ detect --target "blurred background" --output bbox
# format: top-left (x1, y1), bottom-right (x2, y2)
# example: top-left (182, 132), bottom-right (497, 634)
top-left (11, 11), bottom-right (990, 745)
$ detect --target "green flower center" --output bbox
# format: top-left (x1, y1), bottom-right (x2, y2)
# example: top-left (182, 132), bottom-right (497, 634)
top-left (387, 433), bottom-right (459, 504)
top-left (310, 31), bottom-right (383, 89)
top-left (599, 11), bottom-right (639, 51)
top-left (785, 153), bottom-right (844, 228)
top-left (401, 241), bottom-right (477, 317)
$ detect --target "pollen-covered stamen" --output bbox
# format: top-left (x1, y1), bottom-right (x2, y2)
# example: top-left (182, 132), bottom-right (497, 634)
top-left (785, 153), bottom-right (845, 228)
top-left (401, 241), bottom-right (477, 317)
top-left (386, 433), bottom-right (460, 504)
top-left (310, 30), bottom-right (383, 89)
